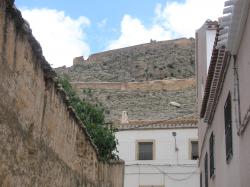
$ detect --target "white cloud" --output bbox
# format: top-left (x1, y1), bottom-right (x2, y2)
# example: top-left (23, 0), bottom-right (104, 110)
top-left (155, 0), bottom-right (225, 37)
top-left (97, 18), bottom-right (108, 28)
top-left (107, 0), bottom-right (225, 50)
top-left (21, 8), bottom-right (91, 67)
top-left (107, 15), bottom-right (171, 50)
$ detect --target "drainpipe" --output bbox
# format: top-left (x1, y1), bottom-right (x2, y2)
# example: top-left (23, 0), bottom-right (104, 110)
top-left (172, 132), bottom-right (179, 165)
top-left (232, 54), bottom-right (242, 135)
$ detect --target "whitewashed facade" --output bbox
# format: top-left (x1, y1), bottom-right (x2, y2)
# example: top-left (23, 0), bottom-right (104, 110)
top-left (115, 117), bottom-right (199, 187)
top-left (196, 0), bottom-right (250, 187)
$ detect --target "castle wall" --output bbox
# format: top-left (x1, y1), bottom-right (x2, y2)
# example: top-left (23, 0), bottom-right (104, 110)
top-left (72, 78), bottom-right (195, 91)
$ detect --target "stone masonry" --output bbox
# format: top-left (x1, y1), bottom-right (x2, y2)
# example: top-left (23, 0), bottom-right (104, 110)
top-left (0, 1), bottom-right (124, 186)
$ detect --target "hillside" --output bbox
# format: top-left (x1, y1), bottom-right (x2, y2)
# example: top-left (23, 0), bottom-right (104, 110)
top-left (74, 83), bottom-right (195, 121)
top-left (55, 38), bottom-right (196, 122)
top-left (56, 38), bottom-right (195, 82)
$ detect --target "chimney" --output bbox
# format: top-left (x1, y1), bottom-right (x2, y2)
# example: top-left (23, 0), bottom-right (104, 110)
top-left (121, 111), bottom-right (129, 124)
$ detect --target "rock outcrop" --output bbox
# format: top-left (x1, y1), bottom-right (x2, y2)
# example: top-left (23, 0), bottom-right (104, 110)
top-left (56, 38), bottom-right (195, 82)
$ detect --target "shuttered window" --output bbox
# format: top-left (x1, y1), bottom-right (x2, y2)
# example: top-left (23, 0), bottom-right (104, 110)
top-left (205, 153), bottom-right (208, 187)
top-left (200, 172), bottom-right (203, 187)
top-left (224, 93), bottom-right (233, 162)
top-left (209, 133), bottom-right (215, 177)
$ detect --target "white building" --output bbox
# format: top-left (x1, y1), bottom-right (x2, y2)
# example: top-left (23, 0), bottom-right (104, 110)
top-left (196, 0), bottom-right (250, 187)
top-left (115, 116), bottom-right (199, 187)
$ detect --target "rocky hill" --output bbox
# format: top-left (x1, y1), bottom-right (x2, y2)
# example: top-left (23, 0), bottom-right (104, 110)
top-left (56, 38), bottom-right (195, 82)
top-left (55, 38), bottom-right (196, 122)
top-left (74, 82), bottom-right (195, 122)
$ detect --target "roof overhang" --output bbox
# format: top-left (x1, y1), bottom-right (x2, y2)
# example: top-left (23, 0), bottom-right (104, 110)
top-left (116, 116), bottom-right (198, 131)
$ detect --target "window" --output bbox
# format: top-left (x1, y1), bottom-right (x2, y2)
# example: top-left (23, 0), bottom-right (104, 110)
top-left (204, 153), bottom-right (208, 187)
top-left (137, 141), bottom-right (154, 160)
top-left (209, 133), bottom-right (215, 177)
top-left (139, 186), bottom-right (164, 187)
top-left (200, 172), bottom-right (203, 187)
top-left (191, 140), bottom-right (199, 160)
top-left (224, 93), bottom-right (233, 162)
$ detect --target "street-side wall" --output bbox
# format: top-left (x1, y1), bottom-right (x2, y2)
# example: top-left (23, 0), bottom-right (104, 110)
top-left (197, 4), bottom-right (250, 187)
top-left (0, 1), bottom-right (124, 186)
top-left (198, 60), bottom-right (241, 187)
top-left (237, 6), bottom-right (250, 187)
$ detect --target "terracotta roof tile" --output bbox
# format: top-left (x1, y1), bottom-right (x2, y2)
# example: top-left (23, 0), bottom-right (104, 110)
top-left (200, 26), bottom-right (220, 118)
top-left (116, 116), bottom-right (197, 130)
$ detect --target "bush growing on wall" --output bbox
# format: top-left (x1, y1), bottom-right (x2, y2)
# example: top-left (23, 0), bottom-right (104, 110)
top-left (57, 75), bottom-right (119, 161)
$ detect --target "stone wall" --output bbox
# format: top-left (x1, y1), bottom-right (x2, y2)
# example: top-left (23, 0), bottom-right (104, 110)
top-left (72, 78), bottom-right (195, 91)
top-left (0, 1), bottom-right (124, 187)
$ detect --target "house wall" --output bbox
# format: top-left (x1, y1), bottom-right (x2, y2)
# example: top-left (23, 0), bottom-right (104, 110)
top-left (236, 6), bottom-right (250, 187)
top-left (196, 2), bottom-right (250, 187)
top-left (0, 2), bottom-right (124, 186)
top-left (198, 60), bottom-right (241, 187)
top-left (116, 128), bottom-right (199, 187)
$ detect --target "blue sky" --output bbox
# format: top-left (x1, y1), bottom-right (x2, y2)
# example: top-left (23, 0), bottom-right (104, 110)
top-left (15, 0), bottom-right (225, 67)
top-left (16, 0), bottom-right (171, 52)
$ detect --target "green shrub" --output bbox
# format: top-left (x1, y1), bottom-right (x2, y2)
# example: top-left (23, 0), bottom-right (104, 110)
top-left (57, 75), bottom-right (118, 161)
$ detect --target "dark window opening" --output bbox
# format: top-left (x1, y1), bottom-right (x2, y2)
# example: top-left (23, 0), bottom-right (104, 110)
top-left (224, 93), bottom-right (233, 162)
top-left (209, 133), bottom-right (215, 177)
top-left (191, 141), bottom-right (199, 160)
top-left (205, 153), bottom-right (208, 187)
top-left (138, 142), bottom-right (153, 160)
top-left (200, 172), bottom-right (203, 187)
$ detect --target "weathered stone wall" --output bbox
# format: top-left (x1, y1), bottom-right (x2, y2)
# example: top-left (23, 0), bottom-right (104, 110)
top-left (0, 1), bottom-right (124, 187)
top-left (72, 78), bottom-right (195, 91)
